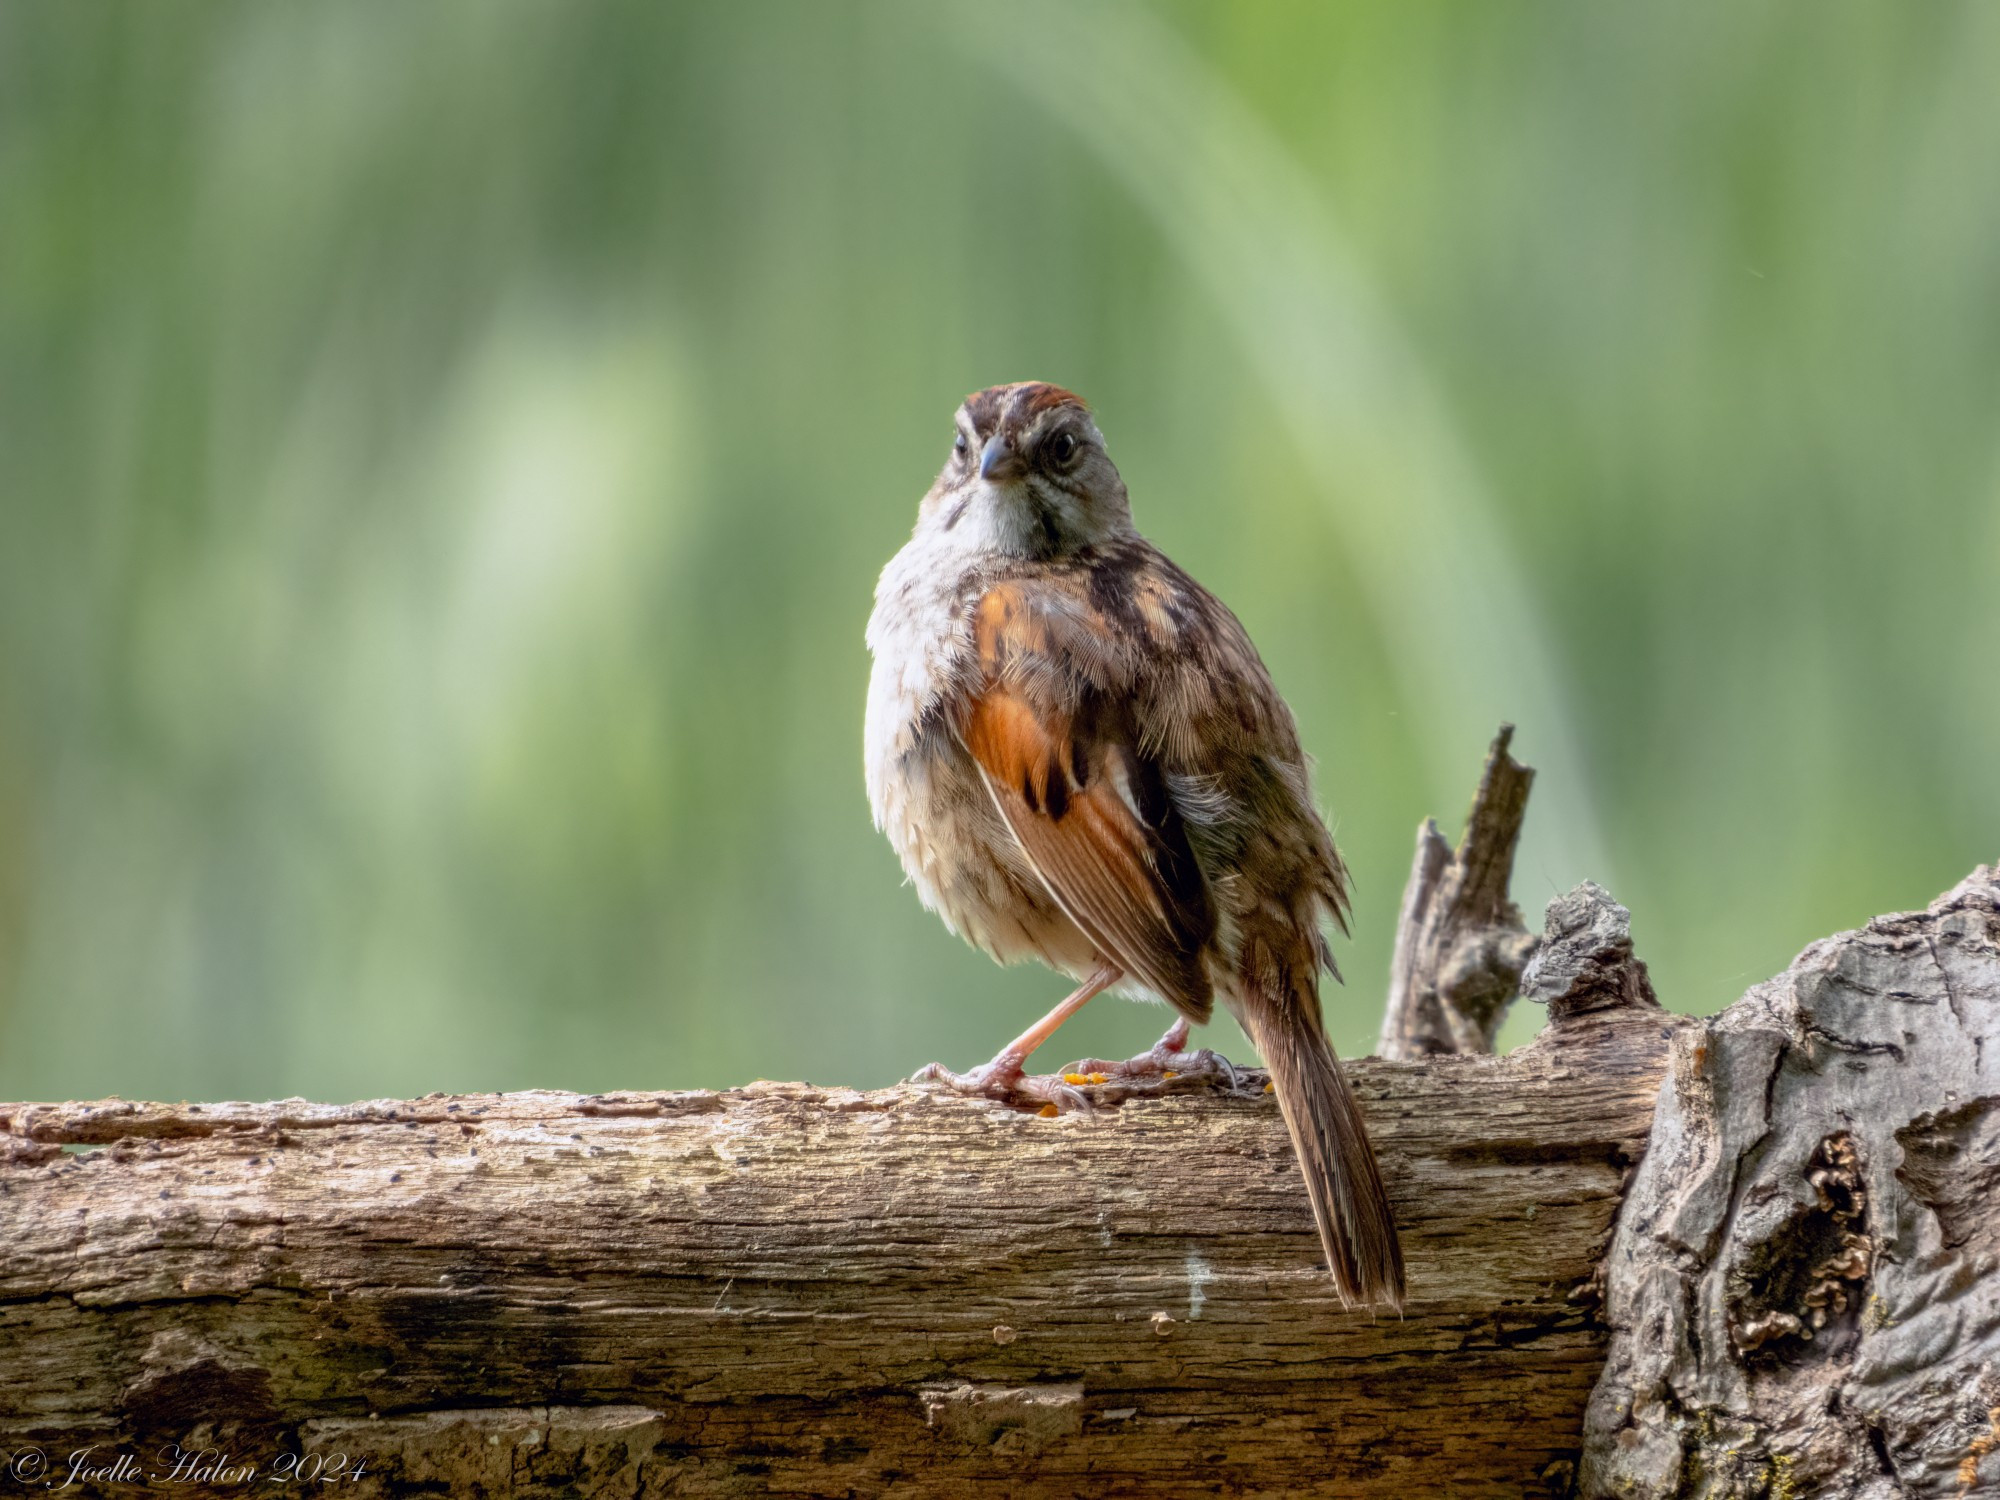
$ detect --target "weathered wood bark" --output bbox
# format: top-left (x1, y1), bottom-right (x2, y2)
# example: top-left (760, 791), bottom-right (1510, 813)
top-left (1522, 881), bottom-right (1661, 1026)
top-left (1, 992), bottom-right (1679, 1498)
top-left (1581, 865), bottom-right (2000, 1499)
top-left (1379, 724), bottom-right (1541, 1059)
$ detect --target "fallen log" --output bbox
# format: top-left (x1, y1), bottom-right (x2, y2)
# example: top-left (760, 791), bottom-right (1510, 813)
top-left (1, 953), bottom-right (1676, 1497)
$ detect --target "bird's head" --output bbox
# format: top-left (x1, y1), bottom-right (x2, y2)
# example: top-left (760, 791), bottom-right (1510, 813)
top-left (919, 382), bottom-right (1133, 558)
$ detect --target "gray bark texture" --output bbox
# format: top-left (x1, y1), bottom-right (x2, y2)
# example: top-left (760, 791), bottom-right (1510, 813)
top-left (1378, 725), bottom-right (1542, 1060)
top-left (1580, 865), bottom-right (2000, 1500)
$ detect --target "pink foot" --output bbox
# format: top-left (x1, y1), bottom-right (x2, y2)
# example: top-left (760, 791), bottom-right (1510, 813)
top-left (1059, 1019), bottom-right (1244, 1091)
top-left (911, 1055), bottom-right (1091, 1113)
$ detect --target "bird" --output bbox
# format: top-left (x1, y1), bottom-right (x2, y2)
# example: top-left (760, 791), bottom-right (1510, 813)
top-left (863, 381), bottom-right (1405, 1309)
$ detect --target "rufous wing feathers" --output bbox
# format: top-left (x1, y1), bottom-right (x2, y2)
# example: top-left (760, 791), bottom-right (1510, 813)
top-left (962, 682), bottom-right (1213, 1023)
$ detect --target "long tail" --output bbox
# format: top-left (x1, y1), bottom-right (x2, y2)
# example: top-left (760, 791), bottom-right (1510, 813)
top-left (1236, 959), bottom-right (1406, 1310)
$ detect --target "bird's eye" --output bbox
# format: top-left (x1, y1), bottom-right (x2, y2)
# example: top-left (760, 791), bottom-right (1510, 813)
top-left (1044, 431), bottom-right (1078, 466)
top-left (953, 432), bottom-right (969, 458)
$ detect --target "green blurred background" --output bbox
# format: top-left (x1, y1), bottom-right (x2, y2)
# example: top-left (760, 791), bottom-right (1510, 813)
top-left (2, 2), bottom-right (1995, 1105)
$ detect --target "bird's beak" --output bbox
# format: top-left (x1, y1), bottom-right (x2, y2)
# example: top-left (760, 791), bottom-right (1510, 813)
top-left (979, 433), bottom-right (1023, 483)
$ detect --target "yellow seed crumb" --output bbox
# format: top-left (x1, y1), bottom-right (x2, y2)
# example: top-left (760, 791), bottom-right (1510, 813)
top-left (1162, 1070), bottom-right (1178, 1079)
top-left (1087, 1072), bottom-right (1109, 1084)
top-left (1062, 1073), bottom-right (1091, 1086)
top-left (1265, 1081), bottom-right (1275, 1093)
top-left (1038, 1103), bottom-right (1059, 1118)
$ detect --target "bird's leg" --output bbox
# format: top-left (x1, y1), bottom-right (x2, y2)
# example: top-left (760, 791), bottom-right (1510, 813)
top-left (1060, 1016), bottom-right (1243, 1090)
top-left (913, 962), bottom-right (1121, 1111)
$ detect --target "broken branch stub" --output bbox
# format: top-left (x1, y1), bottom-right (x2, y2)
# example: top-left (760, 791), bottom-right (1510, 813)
top-left (1520, 880), bottom-right (1661, 1024)
top-left (1379, 724), bottom-right (1542, 1059)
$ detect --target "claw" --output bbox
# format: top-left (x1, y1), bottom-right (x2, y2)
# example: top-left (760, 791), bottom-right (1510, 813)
top-left (911, 1057), bottom-right (1092, 1114)
top-left (1058, 1019), bottom-right (1244, 1093)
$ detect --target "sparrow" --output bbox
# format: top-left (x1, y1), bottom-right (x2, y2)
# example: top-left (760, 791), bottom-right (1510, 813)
top-left (864, 382), bottom-right (1405, 1309)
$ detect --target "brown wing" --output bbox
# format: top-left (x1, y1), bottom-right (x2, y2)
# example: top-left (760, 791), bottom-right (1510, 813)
top-left (961, 583), bottom-right (1215, 1021)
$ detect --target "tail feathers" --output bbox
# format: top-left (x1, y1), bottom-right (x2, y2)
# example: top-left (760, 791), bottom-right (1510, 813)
top-left (1241, 985), bottom-right (1406, 1310)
